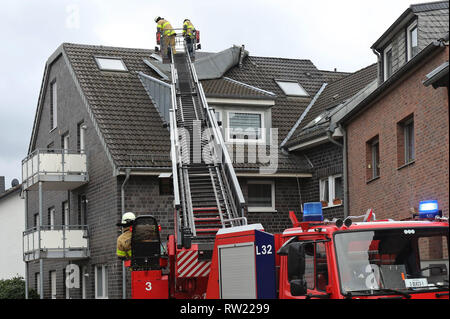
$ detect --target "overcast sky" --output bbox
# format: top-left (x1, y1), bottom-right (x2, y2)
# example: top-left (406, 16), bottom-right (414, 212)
top-left (0, 0), bottom-right (439, 188)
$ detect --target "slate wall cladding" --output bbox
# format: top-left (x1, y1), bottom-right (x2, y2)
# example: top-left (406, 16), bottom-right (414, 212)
top-left (296, 142), bottom-right (344, 221)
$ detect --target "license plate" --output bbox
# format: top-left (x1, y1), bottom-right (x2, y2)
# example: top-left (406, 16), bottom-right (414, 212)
top-left (405, 278), bottom-right (428, 288)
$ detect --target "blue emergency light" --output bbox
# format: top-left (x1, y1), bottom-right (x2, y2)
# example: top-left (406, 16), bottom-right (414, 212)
top-left (303, 202), bottom-right (324, 222)
top-left (418, 200), bottom-right (441, 219)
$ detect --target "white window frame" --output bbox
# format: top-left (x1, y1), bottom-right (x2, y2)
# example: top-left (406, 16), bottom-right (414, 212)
top-left (82, 266), bottom-right (87, 299)
top-left (49, 207), bottom-right (55, 230)
top-left (63, 134), bottom-right (70, 153)
top-left (95, 265), bottom-right (108, 299)
top-left (226, 110), bottom-right (265, 144)
top-left (50, 270), bottom-right (57, 299)
top-left (63, 201), bottom-right (70, 226)
top-left (95, 56), bottom-right (128, 72)
top-left (276, 80), bottom-right (309, 97)
top-left (319, 174), bottom-right (343, 208)
top-left (407, 20), bottom-right (418, 61)
top-left (247, 180), bottom-right (276, 213)
top-left (383, 44), bottom-right (393, 80)
top-left (50, 81), bottom-right (58, 131)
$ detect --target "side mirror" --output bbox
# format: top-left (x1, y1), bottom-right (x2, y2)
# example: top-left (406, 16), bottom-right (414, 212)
top-left (287, 242), bottom-right (307, 296)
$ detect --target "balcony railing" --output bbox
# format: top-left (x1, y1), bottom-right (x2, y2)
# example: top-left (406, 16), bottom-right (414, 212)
top-left (22, 149), bottom-right (88, 191)
top-left (23, 225), bottom-right (90, 262)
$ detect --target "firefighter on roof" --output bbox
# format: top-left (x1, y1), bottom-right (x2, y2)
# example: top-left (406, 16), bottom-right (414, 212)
top-left (155, 16), bottom-right (176, 57)
top-left (116, 212), bottom-right (136, 260)
top-left (182, 19), bottom-right (196, 56)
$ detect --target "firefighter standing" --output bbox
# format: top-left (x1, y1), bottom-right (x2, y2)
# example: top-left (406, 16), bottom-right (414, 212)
top-left (155, 16), bottom-right (176, 57)
top-left (182, 19), bottom-right (196, 56)
top-left (116, 212), bottom-right (136, 260)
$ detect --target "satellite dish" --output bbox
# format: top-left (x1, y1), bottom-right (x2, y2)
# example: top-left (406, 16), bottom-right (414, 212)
top-left (11, 179), bottom-right (19, 187)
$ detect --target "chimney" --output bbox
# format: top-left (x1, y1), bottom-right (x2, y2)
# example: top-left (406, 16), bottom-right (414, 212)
top-left (0, 176), bottom-right (5, 194)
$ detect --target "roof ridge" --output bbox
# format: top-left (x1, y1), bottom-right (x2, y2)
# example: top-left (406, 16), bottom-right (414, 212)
top-left (324, 62), bottom-right (377, 87)
top-left (63, 42), bottom-right (154, 52)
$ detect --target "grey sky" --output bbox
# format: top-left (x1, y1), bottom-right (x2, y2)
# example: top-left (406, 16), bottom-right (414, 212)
top-left (0, 0), bottom-right (439, 188)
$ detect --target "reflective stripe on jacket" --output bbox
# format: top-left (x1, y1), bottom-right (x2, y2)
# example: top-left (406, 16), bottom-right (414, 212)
top-left (117, 228), bottom-right (132, 259)
top-left (157, 19), bottom-right (175, 36)
top-left (183, 20), bottom-right (195, 38)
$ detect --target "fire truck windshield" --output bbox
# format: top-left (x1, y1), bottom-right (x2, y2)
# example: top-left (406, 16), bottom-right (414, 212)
top-left (334, 227), bottom-right (448, 296)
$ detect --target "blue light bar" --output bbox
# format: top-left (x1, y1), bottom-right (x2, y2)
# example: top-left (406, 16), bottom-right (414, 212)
top-left (303, 202), bottom-right (323, 222)
top-left (419, 200), bottom-right (440, 219)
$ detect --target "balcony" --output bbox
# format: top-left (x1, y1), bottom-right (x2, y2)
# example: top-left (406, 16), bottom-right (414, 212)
top-left (22, 149), bottom-right (88, 191)
top-left (23, 225), bottom-right (90, 262)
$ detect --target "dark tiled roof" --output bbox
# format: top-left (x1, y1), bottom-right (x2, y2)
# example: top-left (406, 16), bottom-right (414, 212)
top-left (411, 1), bottom-right (449, 13)
top-left (225, 56), bottom-right (328, 145)
top-left (286, 63), bottom-right (378, 146)
top-left (64, 43), bottom-right (172, 168)
top-left (201, 77), bottom-right (276, 99)
top-left (62, 43), bottom-right (318, 173)
top-left (318, 70), bottom-right (352, 84)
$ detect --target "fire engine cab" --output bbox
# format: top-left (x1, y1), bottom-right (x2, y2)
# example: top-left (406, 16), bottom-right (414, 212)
top-left (129, 200), bottom-right (448, 299)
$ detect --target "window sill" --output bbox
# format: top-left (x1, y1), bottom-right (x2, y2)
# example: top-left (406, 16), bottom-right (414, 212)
top-left (397, 160), bottom-right (415, 171)
top-left (248, 207), bottom-right (277, 213)
top-left (366, 176), bottom-right (380, 184)
top-left (49, 127), bottom-right (57, 133)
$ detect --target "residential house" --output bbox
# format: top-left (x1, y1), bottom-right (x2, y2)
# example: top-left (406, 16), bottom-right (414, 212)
top-left (22, 42), bottom-right (341, 298)
top-left (0, 176), bottom-right (24, 280)
top-left (282, 64), bottom-right (378, 220)
top-left (328, 1), bottom-right (449, 220)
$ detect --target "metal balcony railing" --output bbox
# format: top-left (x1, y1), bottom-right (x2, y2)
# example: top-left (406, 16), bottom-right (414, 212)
top-left (23, 225), bottom-right (90, 262)
top-left (22, 149), bottom-right (89, 191)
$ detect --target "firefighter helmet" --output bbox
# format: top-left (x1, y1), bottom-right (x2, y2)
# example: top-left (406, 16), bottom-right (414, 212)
top-left (120, 212), bottom-right (136, 226)
top-left (155, 16), bottom-right (162, 23)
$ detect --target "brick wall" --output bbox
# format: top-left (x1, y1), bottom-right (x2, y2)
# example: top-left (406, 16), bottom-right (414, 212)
top-left (346, 46), bottom-right (449, 220)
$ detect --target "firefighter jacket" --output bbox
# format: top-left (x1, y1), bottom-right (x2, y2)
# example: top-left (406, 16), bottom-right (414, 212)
top-left (157, 19), bottom-right (176, 37)
top-left (183, 20), bottom-right (195, 38)
top-left (117, 227), bottom-right (132, 259)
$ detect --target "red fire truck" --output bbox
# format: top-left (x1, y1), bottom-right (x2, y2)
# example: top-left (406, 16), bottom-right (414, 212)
top-left (128, 200), bottom-right (449, 299)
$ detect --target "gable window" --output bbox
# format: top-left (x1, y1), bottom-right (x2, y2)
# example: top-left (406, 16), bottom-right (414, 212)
top-left (77, 122), bottom-right (86, 151)
top-left (95, 57), bottom-right (127, 72)
top-left (397, 115), bottom-right (415, 167)
top-left (227, 111), bottom-right (264, 142)
top-left (319, 175), bottom-right (343, 208)
top-left (48, 207), bottom-right (55, 230)
top-left (247, 180), bottom-right (276, 212)
top-left (366, 136), bottom-right (380, 181)
top-left (407, 21), bottom-right (418, 61)
top-left (50, 81), bottom-right (58, 130)
top-left (276, 80), bottom-right (309, 97)
top-left (383, 44), bottom-right (393, 80)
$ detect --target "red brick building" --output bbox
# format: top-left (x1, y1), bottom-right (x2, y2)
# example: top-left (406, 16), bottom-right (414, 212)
top-left (337, 2), bottom-right (449, 220)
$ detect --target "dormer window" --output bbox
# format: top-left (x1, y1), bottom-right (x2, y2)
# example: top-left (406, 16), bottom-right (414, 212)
top-left (383, 44), bottom-right (393, 80)
top-left (407, 21), bottom-right (418, 61)
top-left (95, 57), bottom-right (128, 72)
top-left (276, 80), bottom-right (309, 97)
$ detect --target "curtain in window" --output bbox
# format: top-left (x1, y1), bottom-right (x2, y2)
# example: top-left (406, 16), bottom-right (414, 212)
top-left (229, 112), bottom-right (262, 140)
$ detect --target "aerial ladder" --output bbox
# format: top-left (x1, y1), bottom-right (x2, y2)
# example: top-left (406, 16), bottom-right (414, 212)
top-left (130, 29), bottom-right (247, 299)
